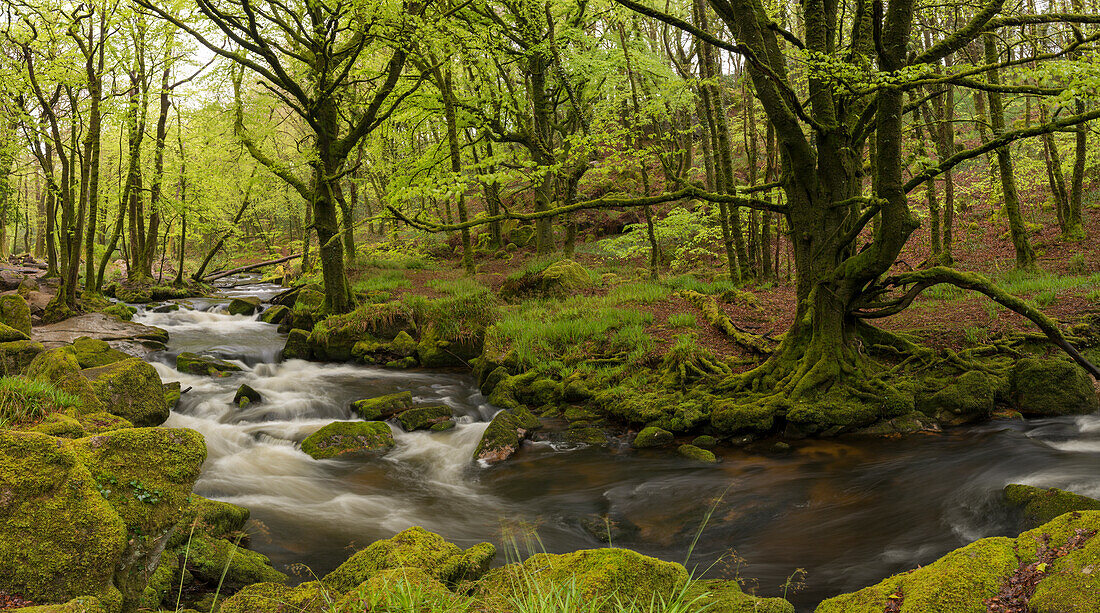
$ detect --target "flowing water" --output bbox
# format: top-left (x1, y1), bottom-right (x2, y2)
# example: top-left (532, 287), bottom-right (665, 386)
top-left (135, 279), bottom-right (1100, 611)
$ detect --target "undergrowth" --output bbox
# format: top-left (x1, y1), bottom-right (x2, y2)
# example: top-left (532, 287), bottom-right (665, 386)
top-left (0, 376), bottom-right (80, 428)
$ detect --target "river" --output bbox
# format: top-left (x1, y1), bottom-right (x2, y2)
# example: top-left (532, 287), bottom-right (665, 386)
top-left (133, 279), bottom-right (1100, 610)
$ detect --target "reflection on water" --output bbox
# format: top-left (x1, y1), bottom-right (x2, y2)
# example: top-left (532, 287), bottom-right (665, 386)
top-left (135, 286), bottom-right (1100, 611)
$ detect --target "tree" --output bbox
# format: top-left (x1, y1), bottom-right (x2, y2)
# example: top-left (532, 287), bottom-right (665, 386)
top-left (139, 0), bottom-right (425, 313)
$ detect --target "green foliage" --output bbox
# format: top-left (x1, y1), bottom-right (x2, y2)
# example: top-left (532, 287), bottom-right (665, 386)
top-left (0, 376), bottom-right (80, 428)
top-left (662, 274), bottom-right (741, 295)
top-left (595, 207), bottom-right (725, 272)
top-left (356, 242), bottom-right (434, 270)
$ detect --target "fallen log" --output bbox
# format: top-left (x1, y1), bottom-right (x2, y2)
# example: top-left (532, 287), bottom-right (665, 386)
top-left (202, 253), bottom-right (302, 283)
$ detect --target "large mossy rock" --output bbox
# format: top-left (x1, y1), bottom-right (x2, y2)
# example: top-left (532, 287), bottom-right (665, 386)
top-left (0, 430), bottom-right (127, 611)
top-left (351, 391), bottom-right (413, 420)
top-left (0, 339), bottom-right (44, 375)
top-left (322, 526), bottom-right (494, 593)
top-left (396, 405), bottom-right (452, 431)
top-left (227, 297), bottom-right (261, 316)
top-left (308, 302), bottom-right (415, 362)
top-left (331, 568), bottom-right (457, 613)
top-left (300, 421), bottom-right (395, 460)
top-left (175, 352), bottom-right (242, 377)
top-left (25, 346), bottom-right (105, 413)
top-left (415, 324), bottom-right (482, 368)
top-left (918, 370), bottom-right (996, 426)
top-left (476, 548), bottom-right (689, 608)
top-left (170, 494), bottom-right (251, 547)
top-left (71, 337), bottom-right (129, 369)
top-left (473, 406), bottom-right (541, 465)
top-left (259, 304), bottom-right (289, 325)
top-left (1010, 357), bottom-right (1099, 416)
top-left (281, 328), bottom-right (311, 360)
top-left (219, 581), bottom-right (329, 613)
top-left (632, 426), bottom-right (674, 448)
top-left (816, 511), bottom-right (1100, 613)
top-left (0, 321), bottom-right (29, 342)
top-left (0, 293), bottom-right (33, 336)
top-left (16, 597), bottom-right (108, 613)
top-left (499, 258), bottom-right (592, 300)
top-left (184, 532), bottom-right (287, 588)
top-left (83, 358), bottom-right (169, 427)
top-left (686, 579), bottom-right (794, 613)
top-left (1003, 484), bottom-right (1100, 528)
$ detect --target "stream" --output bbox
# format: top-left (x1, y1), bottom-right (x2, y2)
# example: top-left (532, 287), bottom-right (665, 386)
top-left (134, 280), bottom-right (1100, 611)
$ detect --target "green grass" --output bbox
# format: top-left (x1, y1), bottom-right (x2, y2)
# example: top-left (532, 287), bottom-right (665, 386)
top-left (918, 270), bottom-right (1100, 305)
top-left (667, 313), bottom-right (698, 329)
top-left (0, 376), bottom-right (81, 428)
top-left (351, 269), bottom-right (411, 294)
top-left (607, 281), bottom-right (672, 304)
top-left (663, 274), bottom-right (741, 295)
top-left (486, 296), bottom-right (654, 369)
top-left (427, 276), bottom-right (491, 298)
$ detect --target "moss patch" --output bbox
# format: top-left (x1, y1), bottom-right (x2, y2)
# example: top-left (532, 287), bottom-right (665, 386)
top-left (83, 359), bottom-right (169, 427)
top-left (1004, 484), bottom-right (1100, 528)
top-left (301, 421), bottom-right (395, 460)
top-left (351, 391), bottom-right (413, 420)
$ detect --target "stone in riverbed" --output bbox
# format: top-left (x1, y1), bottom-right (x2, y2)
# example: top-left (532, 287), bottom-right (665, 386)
top-left (1010, 357), bottom-right (1099, 416)
top-left (101, 303), bottom-right (136, 321)
top-left (918, 370), bottom-right (995, 426)
top-left (258, 304), bottom-right (289, 324)
top-left (300, 421), bottom-right (395, 460)
top-left (677, 444), bottom-right (717, 463)
top-left (228, 297), bottom-right (261, 316)
top-left (473, 406), bottom-right (541, 465)
top-left (175, 352), bottom-right (242, 377)
top-left (182, 532), bottom-right (286, 588)
top-left (396, 405), bottom-right (452, 431)
top-left (1003, 484), bottom-right (1100, 528)
top-left (632, 426), bottom-right (673, 448)
top-left (280, 328), bottom-right (310, 360)
top-left (233, 384), bottom-right (262, 406)
top-left (350, 391), bottom-right (413, 420)
top-left (322, 526), bottom-right (495, 592)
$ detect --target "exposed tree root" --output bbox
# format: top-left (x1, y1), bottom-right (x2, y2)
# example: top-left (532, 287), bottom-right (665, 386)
top-left (677, 290), bottom-right (775, 354)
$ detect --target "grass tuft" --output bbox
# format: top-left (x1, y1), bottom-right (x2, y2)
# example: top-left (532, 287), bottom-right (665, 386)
top-left (0, 376), bottom-right (81, 428)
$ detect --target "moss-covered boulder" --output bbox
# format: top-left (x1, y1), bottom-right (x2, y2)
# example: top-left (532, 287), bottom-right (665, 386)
top-left (331, 567), bottom-right (457, 613)
top-left (677, 444), bottom-right (717, 463)
top-left (500, 258), bottom-right (592, 300)
top-left (170, 495), bottom-right (251, 547)
top-left (227, 297), bottom-right (261, 316)
top-left (396, 405), bottom-right (453, 431)
top-left (258, 304), bottom-right (289, 325)
top-left (693, 435), bottom-right (718, 448)
top-left (83, 358), bottom-right (170, 427)
top-left (71, 337), bottom-right (129, 369)
top-left (25, 347), bottom-right (105, 413)
top-left (685, 579), bottom-right (794, 613)
top-left (0, 293), bottom-right (33, 336)
top-left (473, 406), bottom-right (541, 465)
top-left (29, 413), bottom-right (85, 438)
top-left (323, 526), bottom-right (494, 593)
top-left (351, 391), bottom-right (413, 420)
top-left (0, 431), bottom-right (126, 611)
top-left (918, 370), bottom-right (996, 426)
top-left (477, 548), bottom-right (688, 608)
top-left (175, 352), bottom-right (242, 377)
top-left (0, 339), bottom-right (45, 375)
top-left (280, 328), bottom-right (311, 360)
top-left (1010, 357), bottom-right (1099, 416)
top-left (415, 324), bottom-right (482, 369)
top-left (300, 421), bottom-right (395, 460)
top-left (70, 427), bottom-right (206, 609)
top-left (816, 511), bottom-right (1100, 613)
top-left (0, 321), bottom-right (29, 342)
top-left (184, 532), bottom-right (287, 587)
top-left (633, 426), bottom-right (674, 449)
top-left (219, 581), bottom-right (329, 613)
top-left (16, 597), bottom-right (108, 613)
top-left (233, 384), bottom-right (262, 406)
top-left (1003, 484), bottom-right (1100, 528)
top-left (101, 304), bottom-right (136, 322)
top-left (76, 413), bottom-right (133, 435)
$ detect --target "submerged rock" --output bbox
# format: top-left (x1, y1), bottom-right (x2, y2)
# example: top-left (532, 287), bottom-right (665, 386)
top-left (1003, 484), bottom-right (1100, 527)
top-left (632, 426), bottom-right (674, 448)
top-left (300, 421), bottom-right (395, 460)
top-left (350, 391), bottom-right (414, 420)
top-left (473, 406), bottom-right (541, 465)
top-left (677, 444), bottom-right (717, 463)
top-left (1010, 357), bottom-right (1099, 416)
top-left (228, 297), bottom-right (262, 316)
top-left (175, 352), bottom-right (242, 377)
top-left (396, 405), bottom-right (452, 431)
top-left (322, 526), bottom-right (494, 593)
